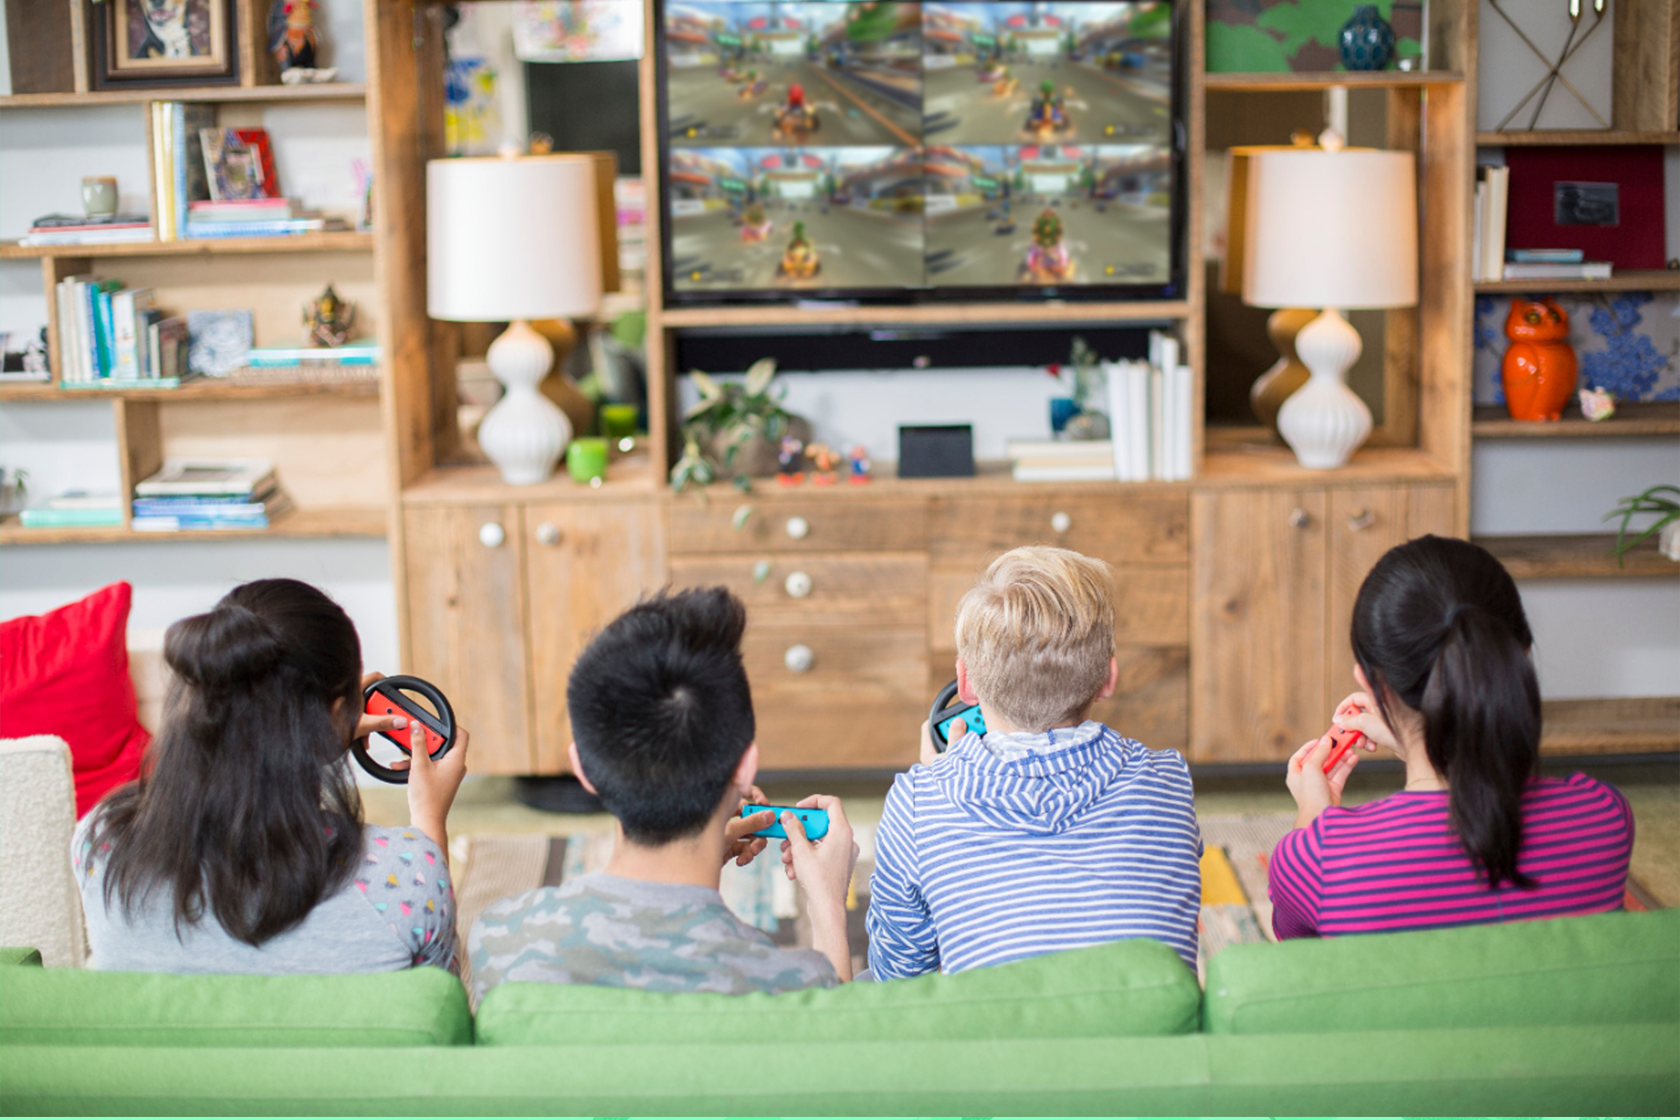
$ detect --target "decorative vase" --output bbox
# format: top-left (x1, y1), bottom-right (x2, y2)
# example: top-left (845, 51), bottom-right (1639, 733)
top-left (1501, 298), bottom-right (1578, 421)
top-left (1277, 308), bottom-right (1373, 470)
top-left (1339, 5), bottom-right (1395, 71)
top-left (1250, 307), bottom-right (1317, 438)
top-left (478, 319), bottom-right (572, 486)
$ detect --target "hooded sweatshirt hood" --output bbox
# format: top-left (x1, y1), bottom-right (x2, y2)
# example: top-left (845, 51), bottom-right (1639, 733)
top-left (930, 721), bottom-right (1133, 836)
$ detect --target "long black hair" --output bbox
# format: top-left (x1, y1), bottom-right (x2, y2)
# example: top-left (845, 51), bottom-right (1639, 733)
top-left (1350, 535), bottom-right (1540, 889)
top-left (88, 578), bottom-right (366, 945)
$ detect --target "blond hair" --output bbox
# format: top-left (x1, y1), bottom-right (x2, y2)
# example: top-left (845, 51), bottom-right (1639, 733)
top-left (953, 546), bottom-right (1116, 732)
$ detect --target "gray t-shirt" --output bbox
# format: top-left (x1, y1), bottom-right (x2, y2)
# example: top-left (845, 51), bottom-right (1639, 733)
top-left (74, 817), bottom-right (456, 975)
top-left (467, 872), bottom-right (837, 1003)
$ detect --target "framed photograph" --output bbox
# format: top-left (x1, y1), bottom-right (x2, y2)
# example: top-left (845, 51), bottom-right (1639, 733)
top-left (92, 0), bottom-right (238, 89)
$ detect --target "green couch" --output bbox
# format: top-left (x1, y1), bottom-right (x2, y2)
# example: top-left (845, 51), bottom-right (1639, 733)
top-left (2, 909), bottom-right (1675, 1115)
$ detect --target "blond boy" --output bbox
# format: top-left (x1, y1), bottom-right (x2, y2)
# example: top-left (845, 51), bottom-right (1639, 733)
top-left (865, 546), bottom-right (1202, 978)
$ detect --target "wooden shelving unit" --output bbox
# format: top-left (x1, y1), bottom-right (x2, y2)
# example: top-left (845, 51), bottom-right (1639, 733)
top-left (1472, 402), bottom-right (1680, 439)
top-left (0, 83), bottom-right (366, 109)
top-left (1203, 70), bottom-right (1461, 90)
top-left (0, 232), bottom-right (373, 259)
top-left (1476, 534), bottom-right (1676, 580)
top-left (1476, 129), bottom-right (1680, 146)
top-left (1473, 269), bottom-right (1680, 294)
top-left (0, 505), bottom-right (386, 545)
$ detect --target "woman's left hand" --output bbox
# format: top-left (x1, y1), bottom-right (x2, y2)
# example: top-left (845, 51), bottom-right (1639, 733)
top-left (1285, 732), bottom-right (1359, 830)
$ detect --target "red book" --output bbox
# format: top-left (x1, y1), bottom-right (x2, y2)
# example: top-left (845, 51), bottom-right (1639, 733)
top-left (1504, 146), bottom-right (1665, 271)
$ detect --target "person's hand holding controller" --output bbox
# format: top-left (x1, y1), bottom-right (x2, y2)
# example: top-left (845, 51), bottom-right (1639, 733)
top-left (723, 785), bottom-right (773, 868)
top-left (777, 794), bottom-right (858, 981)
top-left (1285, 731), bottom-right (1358, 831)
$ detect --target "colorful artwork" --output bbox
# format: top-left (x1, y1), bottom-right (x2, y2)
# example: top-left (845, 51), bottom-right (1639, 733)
top-left (444, 56), bottom-right (501, 156)
top-left (515, 0), bottom-right (644, 63)
top-left (1474, 291), bottom-right (1680, 404)
top-left (1205, 0), bottom-right (1423, 73)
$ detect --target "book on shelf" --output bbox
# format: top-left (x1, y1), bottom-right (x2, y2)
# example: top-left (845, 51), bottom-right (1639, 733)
top-left (181, 217), bottom-right (348, 240)
top-left (44, 489), bottom-right (123, 511)
top-left (110, 288), bottom-right (156, 379)
top-left (1501, 261), bottom-right (1613, 280)
top-left (1471, 165), bottom-right (1509, 282)
top-left (131, 474), bottom-right (292, 533)
top-left (18, 507), bottom-right (123, 529)
top-left (18, 226), bottom-right (153, 246)
top-left (135, 459), bottom-right (277, 498)
top-left (149, 317), bottom-right (190, 383)
top-left (1012, 462), bottom-right (1118, 483)
top-left (1100, 330), bottom-right (1193, 484)
top-left (30, 212), bottom-right (151, 230)
top-left (1508, 248), bottom-right (1584, 263)
top-left (151, 102), bottom-right (217, 242)
top-left (188, 198), bottom-right (305, 222)
top-left (1003, 438), bottom-right (1117, 462)
top-left (242, 339), bottom-right (380, 366)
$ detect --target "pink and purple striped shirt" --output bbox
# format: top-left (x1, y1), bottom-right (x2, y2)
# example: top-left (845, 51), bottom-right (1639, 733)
top-left (1268, 772), bottom-right (1633, 940)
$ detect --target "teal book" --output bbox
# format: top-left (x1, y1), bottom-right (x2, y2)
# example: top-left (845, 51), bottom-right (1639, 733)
top-left (88, 279), bottom-right (122, 378)
top-left (18, 507), bottom-right (123, 528)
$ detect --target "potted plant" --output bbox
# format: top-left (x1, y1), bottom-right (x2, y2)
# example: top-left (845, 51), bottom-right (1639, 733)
top-left (1606, 484), bottom-right (1680, 565)
top-left (670, 358), bottom-right (810, 493)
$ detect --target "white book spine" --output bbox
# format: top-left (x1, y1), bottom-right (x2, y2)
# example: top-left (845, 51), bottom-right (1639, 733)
top-left (1173, 364), bottom-right (1194, 480)
top-left (1103, 360), bottom-right (1130, 481)
top-left (1128, 362), bottom-right (1149, 483)
top-left (54, 280), bottom-right (74, 382)
top-left (111, 291), bottom-right (137, 380)
top-left (1486, 166), bottom-right (1509, 281)
top-left (74, 282), bottom-right (95, 383)
top-left (1149, 365), bottom-right (1167, 480)
top-left (1471, 180), bottom-right (1487, 282)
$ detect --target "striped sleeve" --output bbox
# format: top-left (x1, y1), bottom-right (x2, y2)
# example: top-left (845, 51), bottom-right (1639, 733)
top-left (865, 772), bottom-right (941, 981)
top-left (1268, 818), bottom-right (1325, 940)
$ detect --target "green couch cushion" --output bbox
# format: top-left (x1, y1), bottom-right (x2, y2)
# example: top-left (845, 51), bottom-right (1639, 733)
top-left (0, 965), bottom-right (471, 1047)
top-left (1205, 907), bottom-right (1680, 1034)
top-left (0, 947), bottom-right (43, 967)
top-left (475, 935), bottom-right (1199, 1045)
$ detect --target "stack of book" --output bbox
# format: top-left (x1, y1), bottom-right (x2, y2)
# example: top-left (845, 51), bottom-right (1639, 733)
top-left (225, 338), bottom-right (381, 385)
top-left (1501, 248), bottom-right (1611, 282)
top-left (19, 213), bottom-right (153, 248)
top-left (17, 489), bottom-right (123, 530)
top-left (183, 198), bottom-right (348, 241)
top-left (1005, 439), bottom-right (1118, 483)
top-left (132, 460), bottom-right (291, 532)
top-left (54, 276), bottom-right (190, 387)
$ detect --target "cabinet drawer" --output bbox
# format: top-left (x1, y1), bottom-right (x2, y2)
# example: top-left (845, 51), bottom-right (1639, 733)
top-left (669, 497), bottom-right (927, 554)
top-left (929, 493), bottom-right (1189, 565)
top-left (670, 553), bottom-right (926, 630)
top-left (928, 563), bottom-right (1187, 652)
top-left (747, 628), bottom-right (925, 769)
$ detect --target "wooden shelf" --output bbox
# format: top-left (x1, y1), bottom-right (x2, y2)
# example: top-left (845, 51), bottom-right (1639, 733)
top-left (1203, 70), bottom-right (1461, 90)
top-left (1477, 130), bottom-right (1680, 146)
top-left (1476, 533), bottom-right (1676, 579)
top-left (0, 83), bottom-right (366, 109)
top-left (1472, 402), bottom-right (1680, 439)
top-left (402, 457), bottom-right (659, 505)
top-left (656, 300), bottom-right (1191, 329)
top-left (0, 232), bottom-right (371, 259)
top-left (1473, 269), bottom-right (1680, 293)
top-left (1540, 697), bottom-right (1680, 754)
top-left (1198, 435), bottom-right (1456, 487)
top-left (0, 505), bottom-right (386, 545)
top-left (0, 378), bottom-right (378, 402)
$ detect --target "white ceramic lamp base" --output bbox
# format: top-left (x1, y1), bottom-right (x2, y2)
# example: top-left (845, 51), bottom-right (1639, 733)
top-left (1277, 307), bottom-right (1373, 470)
top-left (479, 319), bottom-right (572, 486)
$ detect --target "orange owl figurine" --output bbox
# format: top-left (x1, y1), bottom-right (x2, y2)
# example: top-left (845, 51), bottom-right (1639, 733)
top-left (1501, 298), bottom-right (1578, 421)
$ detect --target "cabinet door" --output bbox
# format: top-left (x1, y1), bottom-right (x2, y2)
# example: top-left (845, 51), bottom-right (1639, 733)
top-left (1190, 489), bottom-right (1328, 762)
top-left (1324, 484), bottom-right (1457, 704)
top-left (402, 505), bottom-right (532, 774)
top-left (526, 500), bottom-right (667, 772)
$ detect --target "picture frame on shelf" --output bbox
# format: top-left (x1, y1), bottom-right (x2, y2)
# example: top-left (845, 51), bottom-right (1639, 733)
top-left (92, 0), bottom-right (239, 90)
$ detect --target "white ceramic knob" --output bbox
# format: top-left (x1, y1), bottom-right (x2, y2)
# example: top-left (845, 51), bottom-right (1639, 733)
top-left (1051, 511), bottom-right (1072, 533)
top-left (785, 571), bottom-right (812, 598)
top-left (1288, 508), bottom-right (1310, 529)
top-left (478, 521), bottom-right (505, 548)
top-left (784, 644), bottom-right (814, 673)
top-left (785, 516), bottom-right (810, 540)
top-left (535, 522), bottom-right (561, 546)
top-left (1346, 507), bottom-right (1375, 532)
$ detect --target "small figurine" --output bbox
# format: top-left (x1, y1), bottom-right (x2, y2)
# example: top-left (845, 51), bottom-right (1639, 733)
top-left (847, 444), bottom-right (871, 485)
top-left (21, 327), bottom-right (48, 375)
top-left (776, 435), bottom-right (805, 486)
top-left (807, 442), bottom-right (839, 485)
top-left (1501, 297), bottom-right (1577, 421)
top-left (269, 1), bottom-right (339, 85)
top-left (1579, 385), bottom-right (1617, 422)
top-left (305, 283), bottom-right (356, 348)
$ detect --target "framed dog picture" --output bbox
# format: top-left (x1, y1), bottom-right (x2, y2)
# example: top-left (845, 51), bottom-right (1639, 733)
top-left (93, 0), bottom-right (239, 89)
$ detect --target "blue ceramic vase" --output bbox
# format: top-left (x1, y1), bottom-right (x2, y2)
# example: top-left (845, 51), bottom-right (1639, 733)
top-left (1339, 5), bottom-right (1394, 71)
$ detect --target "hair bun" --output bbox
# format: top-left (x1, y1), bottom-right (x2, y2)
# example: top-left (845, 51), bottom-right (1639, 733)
top-left (164, 602), bottom-right (286, 693)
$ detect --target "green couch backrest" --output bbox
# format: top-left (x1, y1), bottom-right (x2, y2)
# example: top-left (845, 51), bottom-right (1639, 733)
top-left (1204, 908), bottom-right (1680, 1034)
top-left (0, 956), bottom-right (471, 1047)
top-left (475, 935), bottom-right (1200, 1045)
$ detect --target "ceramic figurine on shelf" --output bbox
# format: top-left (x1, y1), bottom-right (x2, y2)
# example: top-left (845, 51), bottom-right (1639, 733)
top-left (1579, 385), bottom-right (1617, 421)
top-left (1339, 5), bottom-right (1395, 71)
top-left (305, 283), bottom-right (356, 348)
top-left (807, 442), bottom-right (839, 485)
top-left (1501, 297), bottom-right (1578, 421)
top-left (776, 435), bottom-right (805, 486)
top-left (847, 445), bottom-right (871, 485)
top-left (21, 328), bottom-right (48, 376)
top-left (269, 1), bottom-right (339, 85)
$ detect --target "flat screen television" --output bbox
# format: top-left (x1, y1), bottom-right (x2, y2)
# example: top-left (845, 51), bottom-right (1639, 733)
top-left (656, 0), bottom-right (1184, 305)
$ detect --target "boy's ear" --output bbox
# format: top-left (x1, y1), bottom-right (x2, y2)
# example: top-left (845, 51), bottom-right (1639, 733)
top-left (1094, 656), bottom-right (1119, 702)
top-left (955, 659), bottom-right (980, 706)
top-left (732, 741), bottom-right (759, 795)
top-left (567, 742), bottom-right (599, 795)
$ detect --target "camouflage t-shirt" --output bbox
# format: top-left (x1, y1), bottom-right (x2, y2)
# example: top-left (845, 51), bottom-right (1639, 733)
top-left (467, 872), bottom-right (837, 1002)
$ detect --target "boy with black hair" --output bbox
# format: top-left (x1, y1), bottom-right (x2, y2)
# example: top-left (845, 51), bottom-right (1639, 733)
top-left (468, 587), bottom-right (856, 1002)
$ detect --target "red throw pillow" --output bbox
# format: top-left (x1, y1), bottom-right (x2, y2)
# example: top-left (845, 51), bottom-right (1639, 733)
top-left (1, 582), bottom-right (151, 817)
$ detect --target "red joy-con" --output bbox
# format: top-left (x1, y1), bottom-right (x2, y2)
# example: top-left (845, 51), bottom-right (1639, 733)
top-left (364, 692), bottom-right (447, 759)
top-left (1320, 724), bottom-right (1363, 773)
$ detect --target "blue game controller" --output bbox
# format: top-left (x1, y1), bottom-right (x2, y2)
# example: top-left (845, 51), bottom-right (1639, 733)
top-left (930, 678), bottom-right (987, 752)
top-left (740, 805), bottom-right (829, 841)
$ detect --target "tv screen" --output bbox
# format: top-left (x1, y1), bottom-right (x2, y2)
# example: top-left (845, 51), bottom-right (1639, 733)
top-left (657, 0), bottom-right (1181, 304)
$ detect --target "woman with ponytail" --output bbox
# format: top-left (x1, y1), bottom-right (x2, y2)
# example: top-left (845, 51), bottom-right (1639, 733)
top-left (75, 579), bottom-right (471, 973)
top-left (1269, 535), bottom-right (1632, 939)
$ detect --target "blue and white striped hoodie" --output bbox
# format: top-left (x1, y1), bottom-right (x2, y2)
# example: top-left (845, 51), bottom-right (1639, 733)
top-left (865, 721), bottom-right (1202, 979)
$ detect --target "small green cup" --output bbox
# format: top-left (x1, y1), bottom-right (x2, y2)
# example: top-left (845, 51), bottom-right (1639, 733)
top-left (600, 403), bottom-right (639, 442)
top-left (567, 437), bottom-right (608, 484)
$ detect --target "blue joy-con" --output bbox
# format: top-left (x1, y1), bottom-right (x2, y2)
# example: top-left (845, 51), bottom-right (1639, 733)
top-left (935, 702), bottom-right (987, 743)
top-left (741, 805), bottom-right (829, 841)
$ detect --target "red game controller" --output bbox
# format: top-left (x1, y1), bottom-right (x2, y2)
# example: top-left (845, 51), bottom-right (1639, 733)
top-left (353, 676), bottom-right (456, 785)
top-left (1318, 724), bottom-right (1364, 773)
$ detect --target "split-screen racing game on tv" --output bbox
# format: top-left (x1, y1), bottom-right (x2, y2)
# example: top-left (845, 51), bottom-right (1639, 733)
top-left (660, 0), bottom-right (1178, 301)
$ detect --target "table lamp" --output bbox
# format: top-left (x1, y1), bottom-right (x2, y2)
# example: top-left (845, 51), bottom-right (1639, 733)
top-left (1242, 146), bottom-right (1417, 469)
top-left (428, 154), bottom-right (602, 485)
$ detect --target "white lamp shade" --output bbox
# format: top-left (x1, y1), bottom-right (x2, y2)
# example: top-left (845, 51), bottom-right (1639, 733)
top-left (427, 154), bottom-right (602, 322)
top-left (1242, 149), bottom-right (1418, 310)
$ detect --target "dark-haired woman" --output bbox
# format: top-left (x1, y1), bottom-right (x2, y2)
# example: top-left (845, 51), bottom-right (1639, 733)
top-left (74, 578), bottom-right (470, 973)
top-left (1269, 535), bottom-right (1632, 939)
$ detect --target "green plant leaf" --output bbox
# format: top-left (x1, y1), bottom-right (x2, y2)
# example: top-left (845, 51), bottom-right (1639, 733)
top-left (752, 559), bottom-right (772, 584)
top-left (690, 369), bottom-right (722, 399)
top-left (744, 357), bottom-right (777, 397)
top-left (732, 504), bottom-right (755, 531)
